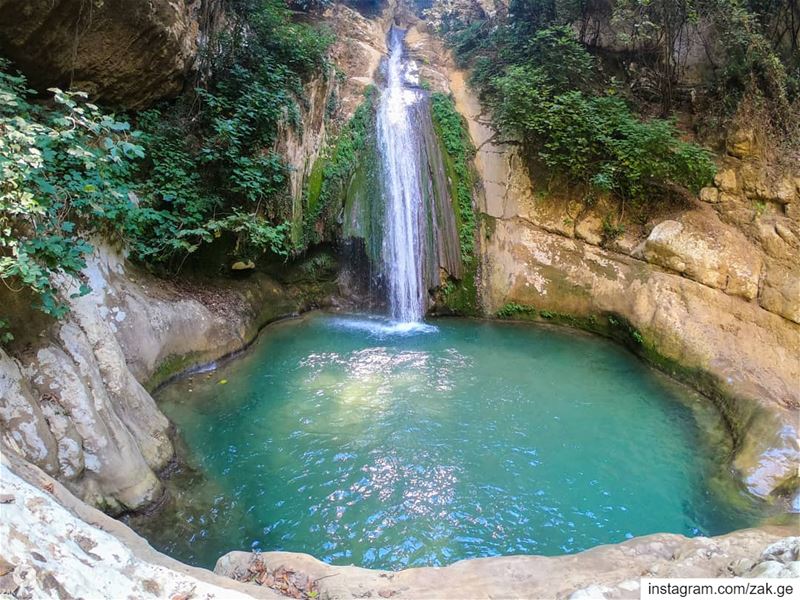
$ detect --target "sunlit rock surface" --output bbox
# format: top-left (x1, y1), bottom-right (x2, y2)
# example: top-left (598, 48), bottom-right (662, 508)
top-left (0, 451), bottom-right (279, 599)
top-left (215, 533), bottom-right (799, 599)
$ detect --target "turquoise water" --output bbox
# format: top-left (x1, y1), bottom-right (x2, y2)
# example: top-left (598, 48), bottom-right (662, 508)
top-left (132, 314), bottom-right (764, 570)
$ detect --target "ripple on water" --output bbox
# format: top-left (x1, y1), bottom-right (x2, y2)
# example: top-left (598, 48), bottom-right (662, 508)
top-left (129, 314), bottom-right (770, 570)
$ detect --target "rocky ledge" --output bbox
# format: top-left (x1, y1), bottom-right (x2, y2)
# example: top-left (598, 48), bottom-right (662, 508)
top-left (0, 245), bottom-right (336, 514)
top-left (2, 448), bottom-right (797, 600)
top-left (216, 534), bottom-right (800, 599)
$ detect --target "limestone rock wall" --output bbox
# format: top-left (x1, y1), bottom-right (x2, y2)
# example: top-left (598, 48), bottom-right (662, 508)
top-left (443, 64), bottom-right (800, 502)
top-left (0, 245), bottom-right (314, 513)
top-left (0, 0), bottom-right (206, 108)
top-left (0, 449), bottom-right (279, 599)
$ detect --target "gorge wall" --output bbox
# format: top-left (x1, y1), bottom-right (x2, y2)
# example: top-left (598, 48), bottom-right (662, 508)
top-left (399, 19), bottom-right (800, 505)
top-left (0, 244), bottom-right (335, 513)
top-left (0, 0), bottom-right (206, 108)
top-left (0, 1), bottom-right (798, 597)
top-left (0, 0), bottom-right (396, 513)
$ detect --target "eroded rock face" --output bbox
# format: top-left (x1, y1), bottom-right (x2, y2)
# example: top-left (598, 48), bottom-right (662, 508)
top-left (442, 65), bottom-right (800, 503)
top-left (0, 0), bottom-right (202, 108)
top-left (761, 263), bottom-right (800, 324)
top-left (0, 245), bottom-right (313, 512)
top-left (0, 452), bottom-right (277, 599)
top-left (643, 214), bottom-right (762, 300)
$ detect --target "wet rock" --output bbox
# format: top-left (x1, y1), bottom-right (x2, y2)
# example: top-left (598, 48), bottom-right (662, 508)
top-left (0, 244), bottom-right (314, 512)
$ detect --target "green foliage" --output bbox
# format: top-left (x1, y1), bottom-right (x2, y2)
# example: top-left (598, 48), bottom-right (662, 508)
top-left (613, 0), bottom-right (797, 114)
top-left (0, 61), bottom-right (142, 333)
top-left (496, 302), bottom-right (537, 318)
top-left (492, 68), bottom-right (716, 199)
top-left (440, 21), bottom-right (717, 203)
top-left (0, 0), bottom-right (333, 337)
top-left (130, 0), bottom-right (333, 267)
top-left (430, 92), bottom-right (477, 263)
top-left (303, 86), bottom-right (378, 245)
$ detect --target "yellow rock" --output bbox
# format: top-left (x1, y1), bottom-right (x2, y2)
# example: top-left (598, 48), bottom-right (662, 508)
top-left (714, 168), bottom-right (739, 193)
top-left (699, 186), bottom-right (720, 203)
top-left (231, 260), bottom-right (255, 271)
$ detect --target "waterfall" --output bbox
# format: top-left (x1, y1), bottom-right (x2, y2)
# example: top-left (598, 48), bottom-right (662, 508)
top-left (342, 26), bottom-right (462, 324)
top-left (377, 28), bottom-right (427, 323)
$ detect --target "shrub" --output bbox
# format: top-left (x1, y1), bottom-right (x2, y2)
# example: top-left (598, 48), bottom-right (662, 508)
top-left (129, 0), bottom-right (334, 267)
top-left (491, 70), bottom-right (717, 199)
top-left (0, 62), bottom-right (142, 336)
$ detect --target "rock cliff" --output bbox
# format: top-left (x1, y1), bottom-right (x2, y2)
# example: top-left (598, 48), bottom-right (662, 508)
top-left (0, 0), bottom-right (206, 108)
top-left (400, 20), bottom-right (799, 505)
top-left (0, 244), bottom-right (331, 512)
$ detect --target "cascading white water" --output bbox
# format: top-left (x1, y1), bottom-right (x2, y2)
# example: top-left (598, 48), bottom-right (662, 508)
top-left (377, 28), bottom-right (426, 323)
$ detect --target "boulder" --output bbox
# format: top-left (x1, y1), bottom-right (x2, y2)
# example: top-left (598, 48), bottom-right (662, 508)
top-left (231, 260), bottom-right (256, 271)
top-left (714, 168), bottom-right (739, 194)
top-left (774, 177), bottom-right (797, 205)
top-left (643, 218), bottom-right (762, 300)
top-left (699, 186), bottom-right (720, 203)
top-left (727, 128), bottom-right (758, 158)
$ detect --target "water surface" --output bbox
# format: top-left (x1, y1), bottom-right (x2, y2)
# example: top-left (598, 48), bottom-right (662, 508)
top-left (131, 314), bottom-right (764, 570)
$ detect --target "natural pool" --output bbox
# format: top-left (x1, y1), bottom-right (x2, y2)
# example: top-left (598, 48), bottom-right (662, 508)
top-left (130, 314), bottom-right (767, 571)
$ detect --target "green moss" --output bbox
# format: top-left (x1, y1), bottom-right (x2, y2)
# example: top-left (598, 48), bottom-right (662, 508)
top-left (430, 92), bottom-right (481, 316)
top-left (440, 265), bottom-right (480, 316)
top-left (430, 92), bottom-right (477, 265)
top-left (496, 302), bottom-right (537, 319)
top-left (302, 86), bottom-right (378, 245)
top-left (306, 156), bottom-right (326, 216)
top-left (146, 351), bottom-right (210, 393)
